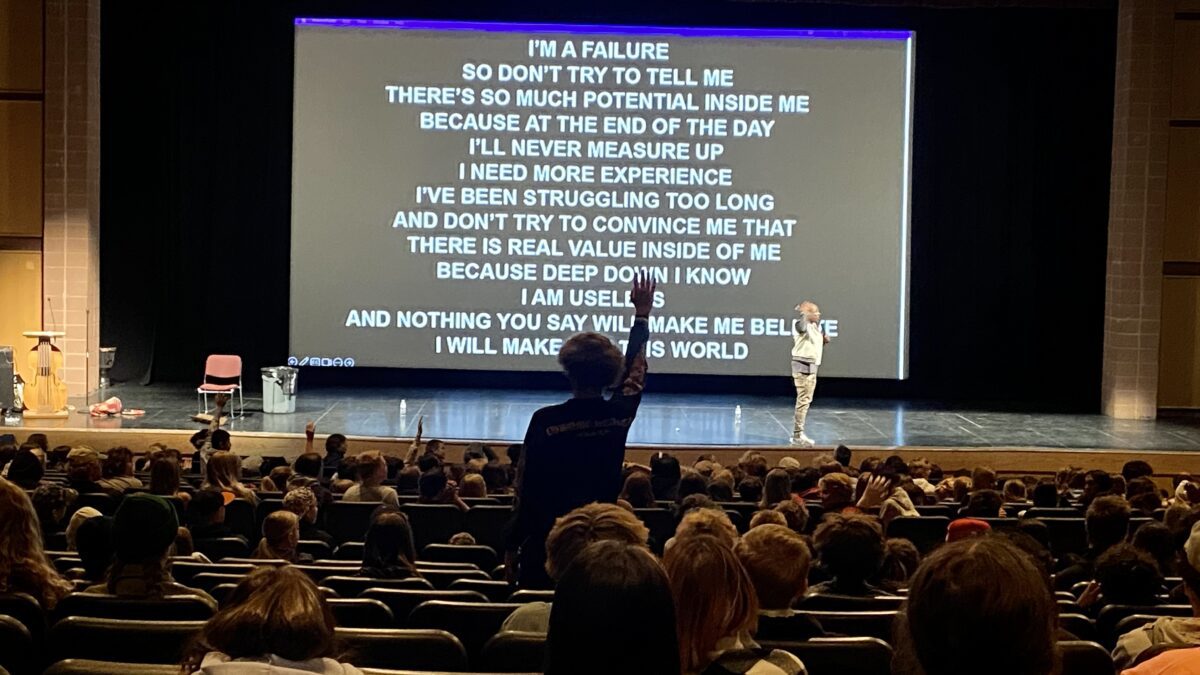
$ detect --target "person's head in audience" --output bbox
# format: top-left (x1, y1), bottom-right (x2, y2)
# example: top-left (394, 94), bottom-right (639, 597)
top-left (876, 538), bottom-right (921, 588)
top-left (74, 515), bottom-right (114, 582)
top-left (66, 506), bottom-right (103, 550)
top-left (749, 509), bottom-right (788, 529)
top-left (102, 446), bottom-right (135, 479)
top-left (0, 477), bottom-right (72, 608)
top-left (255, 510), bottom-right (301, 562)
top-left (1112, 474), bottom-right (1127, 499)
top-left (396, 465), bottom-right (420, 493)
top-left (324, 433), bottom-right (347, 459)
top-left (448, 532), bottom-right (476, 546)
top-left (1179, 524), bottom-right (1200, 615)
top-left (761, 468), bottom-right (792, 508)
top-left (555, 330), bottom-right (626, 398)
top-left (859, 456), bottom-right (882, 474)
top-left (262, 466), bottom-right (292, 492)
top-left (819, 472), bottom-right (856, 512)
top-left (707, 479), bottom-right (734, 502)
top-left (897, 536), bottom-right (1058, 675)
top-left (650, 452), bottom-right (682, 500)
top-left (946, 518), bottom-right (991, 543)
top-left (31, 483), bottom-right (75, 536)
top-left (45, 444), bottom-right (69, 471)
top-left (189, 489), bottom-right (227, 528)
top-left (414, 452), bottom-right (439, 473)
top-left (620, 471), bottom-right (656, 509)
top-left (665, 534), bottom-right (761, 673)
top-left (672, 507), bottom-right (738, 550)
top-left (545, 503), bottom-right (650, 581)
top-left (205, 451), bottom-right (245, 492)
top-left (1092, 542), bottom-right (1163, 607)
top-left (185, 566), bottom-right (347, 671)
top-left (1032, 481), bottom-right (1060, 508)
top-left (104, 494), bottom-right (183, 596)
top-left (459, 473), bottom-right (486, 498)
top-left (813, 513), bottom-right (886, 594)
top-left (362, 510), bottom-right (419, 577)
top-left (210, 429), bottom-right (232, 452)
top-left (418, 469), bottom-right (450, 502)
top-left (774, 500), bottom-right (809, 534)
top-left (712, 468), bottom-right (735, 490)
top-left (738, 476), bottom-right (763, 503)
top-left (354, 451), bottom-right (386, 488)
top-left (677, 470), bottom-right (708, 503)
top-left (909, 458), bottom-right (932, 480)
top-left (462, 442), bottom-right (489, 464)
top-left (1002, 480), bottom-right (1027, 503)
top-left (24, 433), bottom-right (48, 452)
top-left (149, 455), bottom-right (182, 496)
top-left (962, 489), bottom-right (1004, 518)
top-left (0, 442), bottom-right (17, 474)
top-left (292, 452), bottom-right (323, 480)
top-left (740, 452), bottom-right (769, 479)
top-left (677, 493), bottom-right (718, 518)
top-left (1015, 518), bottom-right (1052, 552)
top-left (1083, 468), bottom-right (1115, 505)
top-left (330, 479), bottom-right (353, 494)
top-left (834, 444), bottom-right (852, 468)
top-left (283, 486), bottom-right (319, 525)
top-left (67, 447), bottom-right (103, 488)
top-left (481, 461), bottom-right (508, 494)
top-left (545, 540), bottom-right (678, 675)
top-left (736, 524), bottom-right (810, 611)
top-left (694, 459), bottom-right (716, 477)
top-left (1087, 494), bottom-right (1132, 553)
top-left (971, 466), bottom-right (997, 492)
top-left (7, 448), bottom-right (44, 489)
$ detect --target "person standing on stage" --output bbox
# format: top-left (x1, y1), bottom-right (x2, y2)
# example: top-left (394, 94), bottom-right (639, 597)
top-left (791, 300), bottom-right (829, 447)
top-left (506, 272), bottom-right (658, 588)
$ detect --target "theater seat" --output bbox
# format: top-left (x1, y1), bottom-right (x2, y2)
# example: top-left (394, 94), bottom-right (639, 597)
top-left (1059, 640), bottom-right (1113, 675)
top-left (1097, 605), bottom-right (1192, 648)
top-left (52, 593), bottom-right (217, 623)
top-left (193, 536), bottom-right (250, 561)
top-left (335, 541), bottom-right (366, 560)
top-left (402, 504), bottom-right (469, 550)
top-left (507, 589), bottom-right (554, 604)
top-left (420, 569), bottom-right (492, 590)
top-left (321, 576), bottom-right (433, 597)
top-left (358, 589), bottom-right (489, 628)
top-left (761, 611), bottom-right (897, 642)
top-left (0, 592), bottom-right (46, 646)
top-left (422, 543), bottom-right (499, 571)
top-left (169, 561), bottom-right (254, 585)
top-left (762, 637), bottom-right (892, 675)
top-left (327, 598), bottom-right (395, 627)
top-left (482, 631), bottom-right (546, 672)
top-left (1059, 613), bottom-right (1098, 642)
top-left (0, 615), bottom-right (32, 675)
top-left (298, 539), bottom-right (333, 560)
top-left (327, 501), bottom-right (385, 544)
top-left (408, 600), bottom-right (524, 664)
top-left (633, 508), bottom-right (674, 554)
top-left (885, 517), bottom-right (949, 555)
top-left (334, 628), bottom-right (467, 670)
top-left (448, 579), bottom-right (513, 602)
top-left (43, 661), bottom-right (179, 675)
top-left (223, 499), bottom-right (258, 542)
top-left (796, 595), bottom-right (905, 612)
top-left (48, 617), bottom-right (204, 664)
top-left (191, 573), bottom-right (251, 592)
top-left (465, 506), bottom-right (512, 553)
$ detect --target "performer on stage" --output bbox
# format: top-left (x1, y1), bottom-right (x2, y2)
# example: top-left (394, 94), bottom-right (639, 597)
top-left (791, 300), bottom-right (829, 447)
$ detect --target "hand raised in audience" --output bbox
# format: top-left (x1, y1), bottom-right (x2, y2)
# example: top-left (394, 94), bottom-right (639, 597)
top-left (305, 420), bottom-right (316, 440)
top-left (629, 270), bottom-right (658, 318)
top-left (214, 393), bottom-right (230, 409)
top-left (416, 415), bottom-right (424, 443)
top-left (857, 475), bottom-right (890, 509)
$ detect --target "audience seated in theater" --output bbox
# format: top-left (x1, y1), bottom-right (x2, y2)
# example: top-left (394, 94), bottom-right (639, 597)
top-left (808, 513), bottom-right (892, 597)
top-left (254, 510), bottom-right (310, 563)
top-left (503, 502), bottom-right (650, 633)
top-left (417, 468), bottom-right (469, 511)
top-left (774, 500), bottom-right (809, 534)
top-left (1082, 468), bottom-right (1117, 508)
top-left (98, 446), bottom-right (143, 495)
top-left (1077, 543), bottom-right (1164, 615)
top-left (736, 524), bottom-right (826, 640)
top-left (959, 489), bottom-right (1005, 518)
top-left (668, 507), bottom-right (739, 554)
top-left (1056, 494), bottom-right (1132, 589)
top-left (894, 536), bottom-right (1058, 675)
top-left (620, 471), bottom-right (657, 509)
top-left (66, 506), bottom-right (102, 550)
top-left (971, 466), bottom-right (997, 493)
top-left (188, 489), bottom-right (241, 542)
top-left (283, 486), bottom-right (334, 547)
top-left (72, 514), bottom-right (115, 583)
top-left (481, 460), bottom-right (509, 495)
top-left (678, 470), bottom-right (709, 503)
top-left (32, 483), bottom-right (77, 538)
top-left (834, 444), bottom-right (853, 471)
top-left (149, 454), bottom-right (191, 504)
top-left (7, 447), bottom-right (46, 489)
top-left (1002, 479), bottom-right (1027, 504)
top-left (260, 466), bottom-right (292, 493)
top-left (1134, 522), bottom-right (1177, 576)
top-left (1032, 480), bottom-right (1065, 508)
top-left (909, 457), bottom-right (937, 499)
top-left (818, 473), bottom-right (857, 514)
top-left (67, 447), bottom-right (106, 494)
top-left (651, 452), bottom-right (682, 501)
top-left (738, 476), bottom-right (764, 504)
top-left (0, 476), bottom-right (73, 608)
top-left (184, 565), bottom-right (365, 675)
top-left (1114, 522), bottom-right (1200, 670)
top-left (312, 422), bottom-right (347, 479)
top-left (448, 531), bottom-right (475, 545)
top-left (545, 540), bottom-right (679, 675)
top-left (174, 527), bottom-right (211, 563)
top-left (358, 510), bottom-right (420, 579)
top-left (85, 493), bottom-right (216, 604)
top-left (761, 468), bottom-right (794, 508)
top-left (709, 470), bottom-right (736, 502)
top-left (873, 537), bottom-right (921, 592)
top-left (946, 518), bottom-right (991, 543)
top-left (458, 472), bottom-right (487, 498)
top-left (749, 509), bottom-right (788, 529)
top-left (856, 466), bottom-right (919, 524)
top-left (740, 451), bottom-right (769, 480)
top-left (666, 534), bottom-right (806, 675)
top-left (341, 451), bottom-right (400, 507)
top-left (204, 451), bottom-right (258, 505)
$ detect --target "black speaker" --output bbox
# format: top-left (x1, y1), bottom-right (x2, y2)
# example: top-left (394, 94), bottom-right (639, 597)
top-left (0, 346), bottom-right (12, 411)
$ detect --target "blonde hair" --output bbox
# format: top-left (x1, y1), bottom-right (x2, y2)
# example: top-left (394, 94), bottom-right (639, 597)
top-left (674, 508), bottom-right (738, 549)
top-left (255, 510), bottom-right (300, 561)
top-left (664, 534), bottom-right (758, 672)
top-left (545, 503), bottom-right (650, 580)
top-left (0, 477), bottom-right (72, 608)
top-left (735, 524), bottom-right (811, 610)
top-left (749, 509), bottom-right (788, 529)
top-left (355, 451), bottom-right (386, 486)
top-left (459, 473), bottom-right (487, 498)
top-left (206, 452), bottom-right (244, 491)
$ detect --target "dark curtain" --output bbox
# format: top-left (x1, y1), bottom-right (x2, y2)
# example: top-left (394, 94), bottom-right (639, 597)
top-left (101, 0), bottom-right (1115, 411)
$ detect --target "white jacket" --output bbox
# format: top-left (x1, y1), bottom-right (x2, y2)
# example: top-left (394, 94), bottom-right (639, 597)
top-left (194, 652), bottom-right (365, 675)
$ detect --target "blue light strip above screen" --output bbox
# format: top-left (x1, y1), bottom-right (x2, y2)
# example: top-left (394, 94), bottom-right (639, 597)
top-left (294, 18), bottom-right (913, 41)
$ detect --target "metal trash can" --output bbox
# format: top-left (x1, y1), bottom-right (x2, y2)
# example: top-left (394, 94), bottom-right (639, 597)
top-left (261, 366), bottom-right (298, 414)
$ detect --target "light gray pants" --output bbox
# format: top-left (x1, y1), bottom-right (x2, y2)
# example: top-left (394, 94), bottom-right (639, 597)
top-left (793, 372), bottom-right (818, 437)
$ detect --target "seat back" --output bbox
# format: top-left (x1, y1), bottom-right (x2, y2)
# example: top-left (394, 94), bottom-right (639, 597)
top-left (254, 499), bottom-right (285, 528)
top-left (191, 573), bottom-right (249, 592)
top-left (1041, 518), bottom-right (1088, 558)
top-left (358, 589), bottom-right (489, 628)
top-left (482, 631), bottom-right (546, 672)
top-left (421, 544), bottom-right (498, 571)
top-left (0, 615), bottom-right (32, 675)
top-left (327, 501), bottom-right (385, 543)
top-left (1024, 507), bottom-right (1084, 519)
top-left (320, 576), bottom-right (433, 597)
top-left (762, 637), bottom-right (892, 675)
top-left (192, 536), bottom-right (250, 561)
top-left (1059, 640), bottom-right (1114, 675)
top-left (1059, 613), bottom-right (1098, 642)
top-left (0, 593), bottom-right (46, 646)
top-left (223, 499), bottom-right (257, 542)
top-left (420, 568), bottom-right (492, 590)
top-left (48, 617), bottom-right (204, 664)
top-left (633, 508), bottom-right (674, 554)
top-left (1097, 605), bottom-right (1192, 648)
top-left (465, 506), bottom-right (512, 553)
top-left (72, 493), bottom-right (117, 516)
top-left (298, 539), bottom-right (333, 560)
top-left (508, 589), bottom-right (554, 604)
top-left (43, 660), bottom-right (179, 675)
top-left (779, 611), bottom-right (896, 642)
top-left (334, 628), bottom-right (467, 670)
top-left (52, 593), bottom-right (217, 623)
top-left (402, 504), bottom-right (468, 550)
top-left (796, 595), bottom-right (905, 612)
top-left (447, 579), bottom-right (513, 602)
top-left (335, 541), bottom-right (366, 560)
top-left (203, 354), bottom-right (242, 381)
top-left (170, 561), bottom-right (253, 585)
top-left (408, 600), bottom-right (524, 664)
top-left (327, 598), bottom-right (395, 628)
top-left (885, 517), bottom-right (949, 555)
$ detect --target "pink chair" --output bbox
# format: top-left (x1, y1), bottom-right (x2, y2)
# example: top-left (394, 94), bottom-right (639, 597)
top-left (197, 354), bottom-right (243, 419)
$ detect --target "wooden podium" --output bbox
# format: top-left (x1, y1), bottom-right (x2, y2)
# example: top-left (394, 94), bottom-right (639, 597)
top-left (22, 331), bottom-right (70, 419)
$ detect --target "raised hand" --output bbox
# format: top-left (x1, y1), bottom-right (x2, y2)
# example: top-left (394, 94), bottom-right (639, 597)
top-left (214, 393), bottom-right (230, 409)
top-left (629, 270), bottom-right (658, 318)
top-left (306, 421), bottom-right (316, 439)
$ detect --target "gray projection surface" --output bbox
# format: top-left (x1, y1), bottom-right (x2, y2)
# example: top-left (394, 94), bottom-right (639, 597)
top-left (291, 20), bottom-right (913, 378)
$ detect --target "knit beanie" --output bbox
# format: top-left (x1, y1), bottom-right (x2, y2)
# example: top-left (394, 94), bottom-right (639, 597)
top-left (112, 493), bottom-right (179, 561)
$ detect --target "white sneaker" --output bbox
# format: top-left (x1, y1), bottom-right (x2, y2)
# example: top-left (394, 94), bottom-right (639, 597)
top-left (790, 434), bottom-right (815, 448)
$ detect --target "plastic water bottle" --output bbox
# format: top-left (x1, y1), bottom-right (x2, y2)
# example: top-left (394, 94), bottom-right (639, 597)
top-left (400, 399), bottom-right (407, 416)
top-left (734, 405), bottom-right (742, 425)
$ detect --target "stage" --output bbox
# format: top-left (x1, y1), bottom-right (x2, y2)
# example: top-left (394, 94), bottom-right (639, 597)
top-left (7, 383), bottom-right (1200, 458)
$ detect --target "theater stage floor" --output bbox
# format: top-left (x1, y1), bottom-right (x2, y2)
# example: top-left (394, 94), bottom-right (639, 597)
top-left (7, 382), bottom-right (1200, 452)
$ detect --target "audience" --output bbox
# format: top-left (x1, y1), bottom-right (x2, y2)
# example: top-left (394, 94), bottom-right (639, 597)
top-left (65, 506), bottom-right (103, 550)
top-left (99, 446), bottom-right (143, 495)
top-left (254, 510), bottom-right (309, 563)
top-left (620, 471), bottom-right (657, 509)
top-left (665, 534), bottom-right (806, 674)
top-left (1057, 494), bottom-right (1131, 589)
top-left (342, 451), bottom-right (400, 507)
top-left (72, 514), bottom-right (115, 583)
top-left (417, 468), bottom-right (469, 511)
top-left (283, 486), bottom-right (334, 546)
top-left (545, 540), bottom-right (680, 675)
top-left (188, 489), bottom-right (239, 541)
top-left (651, 452), bottom-right (683, 501)
top-left (204, 451), bottom-right (258, 505)
top-left (459, 472), bottom-right (487, 498)
top-left (66, 448), bottom-right (105, 494)
top-left (7, 447), bottom-right (45, 489)
top-left (0, 477), bottom-right (73, 609)
top-left (149, 454), bottom-right (191, 504)
top-left (359, 510), bottom-right (420, 578)
top-left (669, 507), bottom-right (739, 552)
top-left (1114, 522), bottom-right (1200, 669)
top-left (761, 468), bottom-right (793, 508)
top-left (735, 524), bottom-right (813, 617)
top-left (1081, 543), bottom-right (1163, 610)
top-left (809, 513), bottom-right (891, 597)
